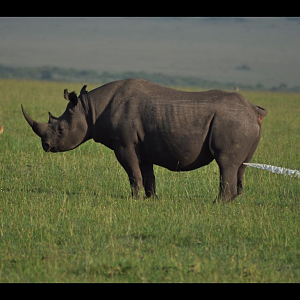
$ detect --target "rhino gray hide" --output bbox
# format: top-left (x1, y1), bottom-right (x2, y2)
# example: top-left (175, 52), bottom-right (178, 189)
top-left (22, 79), bottom-right (267, 202)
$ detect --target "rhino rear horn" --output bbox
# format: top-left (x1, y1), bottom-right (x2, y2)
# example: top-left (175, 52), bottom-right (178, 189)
top-left (48, 112), bottom-right (58, 122)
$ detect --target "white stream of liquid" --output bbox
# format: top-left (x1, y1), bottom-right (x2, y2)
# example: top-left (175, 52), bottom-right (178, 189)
top-left (243, 163), bottom-right (300, 178)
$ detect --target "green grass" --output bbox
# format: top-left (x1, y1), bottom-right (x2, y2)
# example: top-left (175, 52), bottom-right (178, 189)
top-left (0, 79), bottom-right (300, 282)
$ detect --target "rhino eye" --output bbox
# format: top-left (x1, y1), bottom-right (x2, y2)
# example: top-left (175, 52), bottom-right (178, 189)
top-left (57, 125), bottom-right (64, 135)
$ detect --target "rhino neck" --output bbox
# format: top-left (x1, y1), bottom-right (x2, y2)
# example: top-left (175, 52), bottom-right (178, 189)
top-left (79, 93), bottom-right (94, 142)
top-left (85, 83), bottom-right (121, 148)
top-left (85, 80), bottom-right (135, 147)
top-left (80, 93), bottom-right (90, 117)
top-left (84, 93), bottom-right (96, 127)
top-left (85, 91), bottom-right (107, 144)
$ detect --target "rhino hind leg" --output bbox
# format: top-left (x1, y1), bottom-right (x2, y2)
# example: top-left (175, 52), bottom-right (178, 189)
top-left (216, 164), bottom-right (240, 202)
top-left (214, 132), bottom-right (262, 202)
top-left (213, 147), bottom-right (253, 202)
top-left (237, 133), bottom-right (261, 196)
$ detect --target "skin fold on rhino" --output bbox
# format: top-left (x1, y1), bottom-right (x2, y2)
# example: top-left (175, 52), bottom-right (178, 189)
top-left (21, 79), bottom-right (267, 202)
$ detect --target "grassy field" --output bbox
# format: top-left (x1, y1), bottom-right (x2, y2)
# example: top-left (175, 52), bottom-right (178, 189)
top-left (0, 79), bottom-right (299, 282)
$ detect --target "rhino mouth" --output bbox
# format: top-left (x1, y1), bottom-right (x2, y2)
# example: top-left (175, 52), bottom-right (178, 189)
top-left (42, 141), bottom-right (52, 152)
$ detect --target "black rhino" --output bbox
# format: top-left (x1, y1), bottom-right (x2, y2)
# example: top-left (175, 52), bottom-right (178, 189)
top-left (22, 79), bottom-right (267, 202)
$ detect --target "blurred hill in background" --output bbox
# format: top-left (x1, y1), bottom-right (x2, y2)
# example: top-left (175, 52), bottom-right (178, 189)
top-left (0, 17), bottom-right (299, 91)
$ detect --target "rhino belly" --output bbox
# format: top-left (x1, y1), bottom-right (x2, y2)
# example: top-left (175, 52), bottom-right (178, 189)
top-left (140, 131), bottom-right (214, 171)
top-left (139, 107), bottom-right (215, 171)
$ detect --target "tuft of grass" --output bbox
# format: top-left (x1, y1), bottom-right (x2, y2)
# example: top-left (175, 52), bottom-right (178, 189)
top-left (0, 79), bottom-right (299, 282)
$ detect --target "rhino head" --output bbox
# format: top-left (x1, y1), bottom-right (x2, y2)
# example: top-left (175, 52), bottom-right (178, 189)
top-left (21, 86), bottom-right (90, 153)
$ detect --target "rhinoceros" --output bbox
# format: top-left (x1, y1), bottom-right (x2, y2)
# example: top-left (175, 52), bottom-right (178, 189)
top-left (21, 78), bottom-right (267, 202)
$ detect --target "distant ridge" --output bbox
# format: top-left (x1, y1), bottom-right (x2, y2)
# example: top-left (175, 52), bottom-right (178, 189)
top-left (0, 64), bottom-right (299, 92)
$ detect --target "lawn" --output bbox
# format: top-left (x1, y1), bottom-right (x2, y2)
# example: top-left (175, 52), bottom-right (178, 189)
top-left (0, 79), bottom-right (299, 282)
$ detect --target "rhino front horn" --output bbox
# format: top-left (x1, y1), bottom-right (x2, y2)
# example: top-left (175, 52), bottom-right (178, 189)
top-left (21, 104), bottom-right (48, 137)
top-left (21, 104), bottom-right (34, 127)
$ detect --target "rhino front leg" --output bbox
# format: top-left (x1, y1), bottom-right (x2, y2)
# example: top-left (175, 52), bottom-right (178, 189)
top-left (113, 144), bottom-right (143, 198)
top-left (140, 162), bottom-right (157, 198)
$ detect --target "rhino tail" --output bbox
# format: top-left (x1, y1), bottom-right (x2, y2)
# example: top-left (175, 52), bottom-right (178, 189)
top-left (251, 104), bottom-right (268, 125)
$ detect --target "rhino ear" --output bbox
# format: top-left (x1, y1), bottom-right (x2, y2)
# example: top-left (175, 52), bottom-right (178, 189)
top-left (63, 89), bottom-right (78, 105)
top-left (64, 89), bottom-right (69, 101)
top-left (80, 85), bottom-right (88, 95)
top-left (68, 92), bottom-right (78, 105)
